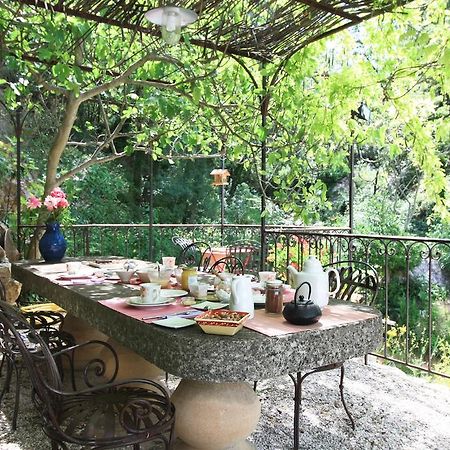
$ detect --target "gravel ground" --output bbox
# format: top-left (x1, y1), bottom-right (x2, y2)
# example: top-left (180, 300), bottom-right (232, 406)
top-left (0, 358), bottom-right (449, 450)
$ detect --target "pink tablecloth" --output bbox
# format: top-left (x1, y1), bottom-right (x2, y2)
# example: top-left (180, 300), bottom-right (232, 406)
top-left (98, 297), bottom-right (198, 323)
top-left (244, 304), bottom-right (378, 337)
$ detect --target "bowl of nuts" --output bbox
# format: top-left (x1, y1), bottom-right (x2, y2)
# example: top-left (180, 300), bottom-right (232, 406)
top-left (195, 310), bottom-right (250, 336)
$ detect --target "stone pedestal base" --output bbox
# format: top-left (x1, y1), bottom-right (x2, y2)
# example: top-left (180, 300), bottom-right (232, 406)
top-left (171, 380), bottom-right (260, 450)
top-left (61, 314), bottom-right (110, 369)
top-left (174, 439), bottom-right (256, 450)
top-left (99, 338), bottom-right (165, 382)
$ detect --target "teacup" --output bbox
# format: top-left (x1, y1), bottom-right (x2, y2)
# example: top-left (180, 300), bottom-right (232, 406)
top-left (162, 256), bottom-right (176, 268)
top-left (116, 270), bottom-right (134, 283)
top-left (140, 282), bottom-right (161, 304)
top-left (66, 261), bottom-right (82, 275)
top-left (258, 271), bottom-right (277, 284)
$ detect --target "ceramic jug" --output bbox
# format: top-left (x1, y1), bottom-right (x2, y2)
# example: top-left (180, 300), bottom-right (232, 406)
top-left (230, 275), bottom-right (254, 318)
top-left (287, 256), bottom-right (340, 309)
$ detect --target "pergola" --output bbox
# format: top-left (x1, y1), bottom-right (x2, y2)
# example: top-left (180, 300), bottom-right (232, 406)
top-left (11, 0), bottom-right (411, 260)
top-left (17, 0), bottom-right (409, 62)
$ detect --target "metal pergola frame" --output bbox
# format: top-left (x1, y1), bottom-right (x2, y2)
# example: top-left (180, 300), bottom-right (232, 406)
top-left (8, 0), bottom-right (411, 265)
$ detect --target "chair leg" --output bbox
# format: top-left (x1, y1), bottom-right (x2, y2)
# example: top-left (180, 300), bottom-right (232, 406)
top-left (0, 357), bottom-right (14, 403)
top-left (338, 365), bottom-right (355, 430)
top-left (11, 364), bottom-right (21, 431)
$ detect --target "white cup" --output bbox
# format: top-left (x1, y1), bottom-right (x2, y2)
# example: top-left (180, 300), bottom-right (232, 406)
top-left (259, 271), bottom-right (277, 284)
top-left (66, 261), bottom-right (81, 275)
top-left (139, 283), bottom-right (161, 304)
top-left (162, 256), bottom-right (176, 268)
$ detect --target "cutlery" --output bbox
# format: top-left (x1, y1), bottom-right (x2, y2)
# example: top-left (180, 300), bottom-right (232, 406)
top-left (141, 310), bottom-right (197, 321)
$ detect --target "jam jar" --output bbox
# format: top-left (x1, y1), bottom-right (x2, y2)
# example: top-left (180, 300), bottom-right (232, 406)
top-left (265, 279), bottom-right (284, 314)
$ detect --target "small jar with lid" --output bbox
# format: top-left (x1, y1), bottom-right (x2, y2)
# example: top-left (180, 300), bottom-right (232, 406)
top-left (265, 279), bottom-right (284, 314)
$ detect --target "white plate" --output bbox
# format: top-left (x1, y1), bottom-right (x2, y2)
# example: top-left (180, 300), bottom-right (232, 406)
top-left (126, 297), bottom-right (174, 307)
top-left (153, 317), bottom-right (196, 328)
top-left (160, 289), bottom-right (188, 299)
top-left (192, 301), bottom-right (228, 310)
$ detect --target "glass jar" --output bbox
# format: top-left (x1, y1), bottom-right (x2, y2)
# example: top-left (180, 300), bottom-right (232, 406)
top-left (265, 280), bottom-right (284, 314)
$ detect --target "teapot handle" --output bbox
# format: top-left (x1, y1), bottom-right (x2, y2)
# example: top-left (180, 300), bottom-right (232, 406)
top-left (327, 268), bottom-right (341, 296)
top-left (294, 281), bottom-right (312, 304)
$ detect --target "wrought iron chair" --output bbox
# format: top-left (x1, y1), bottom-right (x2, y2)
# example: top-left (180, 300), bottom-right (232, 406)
top-left (289, 260), bottom-right (379, 450)
top-left (0, 300), bottom-right (175, 448)
top-left (0, 281), bottom-right (75, 431)
top-left (172, 235), bottom-right (193, 251)
top-left (227, 241), bottom-right (260, 274)
top-left (208, 256), bottom-right (244, 274)
top-left (176, 241), bottom-right (212, 272)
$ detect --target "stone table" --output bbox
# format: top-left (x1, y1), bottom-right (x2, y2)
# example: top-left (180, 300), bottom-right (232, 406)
top-left (12, 260), bottom-right (383, 450)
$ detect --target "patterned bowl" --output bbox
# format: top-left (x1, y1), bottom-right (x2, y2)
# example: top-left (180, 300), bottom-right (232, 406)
top-left (195, 310), bottom-right (250, 336)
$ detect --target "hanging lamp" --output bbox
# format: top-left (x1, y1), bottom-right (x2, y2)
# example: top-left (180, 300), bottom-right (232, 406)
top-left (145, 6), bottom-right (198, 45)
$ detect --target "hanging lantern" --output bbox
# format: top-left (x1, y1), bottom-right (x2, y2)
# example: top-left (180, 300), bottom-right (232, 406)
top-left (144, 6), bottom-right (198, 45)
top-left (210, 169), bottom-right (230, 186)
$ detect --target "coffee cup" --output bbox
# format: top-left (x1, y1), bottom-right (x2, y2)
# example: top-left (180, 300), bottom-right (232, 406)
top-left (162, 256), bottom-right (176, 268)
top-left (139, 283), bottom-right (161, 304)
top-left (66, 261), bottom-right (82, 275)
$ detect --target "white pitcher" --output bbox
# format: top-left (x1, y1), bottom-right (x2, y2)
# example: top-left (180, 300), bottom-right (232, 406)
top-left (287, 256), bottom-right (340, 309)
top-left (230, 275), bottom-right (254, 318)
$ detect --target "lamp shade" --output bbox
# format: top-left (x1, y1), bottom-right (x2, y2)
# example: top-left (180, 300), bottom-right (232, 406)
top-left (145, 6), bottom-right (198, 45)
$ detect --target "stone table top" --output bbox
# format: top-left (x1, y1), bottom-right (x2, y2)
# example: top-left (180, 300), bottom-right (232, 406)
top-left (12, 259), bottom-right (383, 382)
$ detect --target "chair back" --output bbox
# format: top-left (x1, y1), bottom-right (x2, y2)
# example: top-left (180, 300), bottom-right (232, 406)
top-left (0, 301), bottom-right (63, 420)
top-left (209, 256), bottom-right (244, 275)
top-left (172, 236), bottom-right (194, 251)
top-left (227, 241), bottom-right (260, 275)
top-left (323, 260), bottom-right (379, 305)
top-left (177, 241), bottom-right (212, 271)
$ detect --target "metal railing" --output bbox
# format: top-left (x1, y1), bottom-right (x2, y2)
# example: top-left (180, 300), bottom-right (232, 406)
top-left (18, 223), bottom-right (346, 262)
top-left (264, 229), bottom-right (450, 379)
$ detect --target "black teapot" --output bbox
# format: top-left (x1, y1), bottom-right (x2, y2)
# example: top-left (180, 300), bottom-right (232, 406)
top-left (282, 281), bottom-right (322, 325)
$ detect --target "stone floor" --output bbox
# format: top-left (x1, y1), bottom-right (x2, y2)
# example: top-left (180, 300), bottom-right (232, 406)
top-left (0, 358), bottom-right (449, 449)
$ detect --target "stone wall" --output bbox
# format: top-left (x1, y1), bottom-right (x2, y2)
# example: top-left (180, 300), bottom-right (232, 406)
top-left (0, 260), bottom-right (21, 304)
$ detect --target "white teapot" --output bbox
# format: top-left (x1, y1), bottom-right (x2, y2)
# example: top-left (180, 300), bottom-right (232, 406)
top-left (287, 256), bottom-right (340, 309)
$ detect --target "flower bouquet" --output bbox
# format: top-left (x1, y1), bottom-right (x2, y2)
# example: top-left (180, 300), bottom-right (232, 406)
top-left (26, 187), bottom-right (70, 262)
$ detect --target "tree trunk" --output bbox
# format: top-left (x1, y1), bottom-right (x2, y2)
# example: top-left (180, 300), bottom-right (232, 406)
top-left (26, 94), bottom-right (81, 259)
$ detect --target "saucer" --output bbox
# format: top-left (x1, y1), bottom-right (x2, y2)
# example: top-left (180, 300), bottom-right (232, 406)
top-left (160, 289), bottom-right (188, 299)
top-left (126, 297), bottom-right (174, 307)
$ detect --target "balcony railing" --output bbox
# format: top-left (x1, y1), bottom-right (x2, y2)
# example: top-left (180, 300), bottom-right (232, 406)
top-left (17, 223), bottom-right (450, 379)
top-left (264, 229), bottom-right (450, 380)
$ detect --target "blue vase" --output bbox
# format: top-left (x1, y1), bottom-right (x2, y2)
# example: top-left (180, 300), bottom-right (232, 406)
top-left (39, 222), bottom-right (67, 262)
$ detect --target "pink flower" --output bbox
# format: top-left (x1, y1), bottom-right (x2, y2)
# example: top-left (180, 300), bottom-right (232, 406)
top-left (44, 195), bottom-right (59, 211)
top-left (26, 196), bottom-right (42, 209)
top-left (57, 198), bottom-right (69, 208)
top-left (50, 187), bottom-right (66, 199)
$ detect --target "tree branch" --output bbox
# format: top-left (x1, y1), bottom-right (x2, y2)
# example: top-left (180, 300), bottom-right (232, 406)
top-left (79, 53), bottom-right (183, 102)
